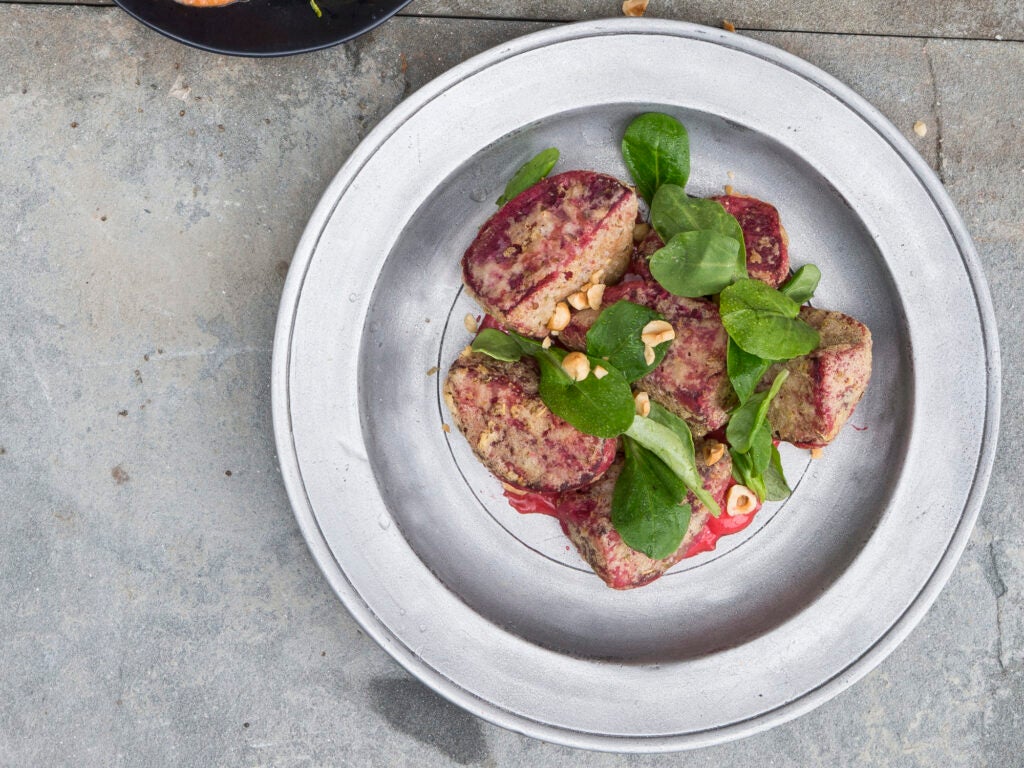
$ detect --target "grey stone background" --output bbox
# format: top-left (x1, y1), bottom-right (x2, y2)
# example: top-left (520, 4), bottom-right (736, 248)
top-left (0, 2), bottom-right (1020, 766)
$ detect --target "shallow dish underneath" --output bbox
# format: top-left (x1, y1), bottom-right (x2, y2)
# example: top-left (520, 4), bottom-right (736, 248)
top-left (272, 20), bottom-right (999, 750)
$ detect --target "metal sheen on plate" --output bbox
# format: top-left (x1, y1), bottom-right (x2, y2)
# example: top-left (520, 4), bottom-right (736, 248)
top-left (271, 20), bottom-right (1000, 751)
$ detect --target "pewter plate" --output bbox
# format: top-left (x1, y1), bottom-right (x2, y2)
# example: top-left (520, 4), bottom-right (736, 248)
top-left (271, 20), bottom-right (999, 750)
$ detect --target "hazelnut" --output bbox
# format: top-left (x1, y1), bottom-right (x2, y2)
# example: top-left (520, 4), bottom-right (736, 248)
top-left (643, 344), bottom-right (656, 366)
top-left (810, 447), bottom-right (824, 460)
top-left (622, 0), bottom-right (648, 17)
top-left (547, 301), bottom-right (571, 331)
top-left (726, 484), bottom-right (757, 516)
top-left (702, 441), bottom-right (725, 466)
top-left (541, 335), bottom-right (552, 349)
top-left (593, 365), bottom-right (609, 380)
top-left (561, 351), bottom-right (591, 382)
top-left (567, 291), bottom-right (590, 310)
top-left (587, 283), bottom-right (606, 310)
top-left (641, 319), bottom-right (675, 347)
top-left (463, 313), bottom-right (478, 334)
top-left (634, 391), bottom-right (651, 418)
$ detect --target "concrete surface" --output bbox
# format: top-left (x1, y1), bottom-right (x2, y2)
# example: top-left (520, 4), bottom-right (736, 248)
top-left (0, 4), bottom-right (1021, 767)
top-left (26, 0), bottom-right (1024, 41)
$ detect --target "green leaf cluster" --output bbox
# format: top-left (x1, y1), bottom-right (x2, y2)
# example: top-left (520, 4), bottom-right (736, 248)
top-left (471, 328), bottom-right (634, 438)
top-left (585, 301), bottom-right (670, 382)
top-left (726, 370), bottom-right (792, 502)
top-left (470, 304), bottom-right (717, 558)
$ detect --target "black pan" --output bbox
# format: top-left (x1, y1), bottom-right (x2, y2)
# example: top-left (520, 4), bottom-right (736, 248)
top-left (114, 0), bottom-right (412, 57)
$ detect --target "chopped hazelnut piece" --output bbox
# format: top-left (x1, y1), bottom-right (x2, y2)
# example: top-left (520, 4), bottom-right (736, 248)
top-left (561, 351), bottom-right (591, 382)
top-left (641, 319), bottom-right (675, 347)
top-left (727, 484), bottom-right (757, 516)
top-left (913, 120), bottom-right (928, 137)
top-left (547, 301), bottom-right (571, 331)
top-left (643, 344), bottom-right (656, 366)
top-left (634, 391), bottom-right (651, 418)
top-left (593, 365), bottom-right (609, 380)
top-left (587, 283), bottom-right (606, 310)
top-left (541, 335), bottom-right (552, 349)
top-left (810, 447), bottom-right (824, 460)
top-left (463, 313), bottom-right (479, 334)
top-left (622, 0), bottom-right (649, 17)
top-left (567, 291), bottom-right (590, 311)
top-left (702, 441), bottom-right (725, 466)
top-left (723, 20), bottom-right (736, 32)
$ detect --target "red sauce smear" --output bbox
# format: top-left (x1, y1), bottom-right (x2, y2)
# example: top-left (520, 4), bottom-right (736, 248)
top-left (504, 483), bottom-right (762, 560)
top-left (682, 492), bottom-right (760, 558)
top-left (478, 314), bottom-right (505, 332)
top-left (504, 488), bottom-right (560, 516)
top-left (490, 314), bottom-right (767, 560)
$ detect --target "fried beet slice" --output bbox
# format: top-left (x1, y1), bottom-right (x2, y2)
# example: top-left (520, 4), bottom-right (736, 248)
top-left (443, 352), bottom-right (617, 493)
top-left (558, 440), bottom-right (732, 590)
top-left (628, 226), bottom-right (662, 280)
top-left (562, 280), bottom-right (734, 436)
top-left (711, 193), bottom-right (790, 288)
top-left (629, 194), bottom-right (789, 288)
top-left (764, 307), bottom-right (872, 447)
top-left (462, 171), bottom-right (637, 337)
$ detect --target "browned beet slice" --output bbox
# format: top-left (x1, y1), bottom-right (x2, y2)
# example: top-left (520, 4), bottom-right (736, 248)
top-left (561, 279), bottom-right (735, 436)
top-left (629, 194), bottom-right (789, 288)
top-left (711, 193), bottom-right (790, 288)
top-left (462, 171), bottom-right (637, 337)
top-left (558, 440), bottom-right (731, 590)
top-left (764, 307), bottom-right (873, 447)
top-left (443, 352), bottom-right (618, 493)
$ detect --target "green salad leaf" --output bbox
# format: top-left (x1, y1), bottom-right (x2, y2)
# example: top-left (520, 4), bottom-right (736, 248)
top-left (778, 264), bottom-right (821, 305)
top-left (649, 230), bottom-right (745, 298)
top-left (650, 185), bottom-right (746, 254)
top-left (496, 148), bottom-right (560, 206)
top-left (731, 446), bottom-right (767, 502)
top-left (470, 327), bottom-right (529, 361)
top-left (533, 347), bottom-right (635, 438)
top-left (471, 328), bottom-right (634, 438)
top-left (727, 338), bottom-right (773, 404)
top-left (719, 279), bottom-right (820, 360)
top-left (763, 443), bottom-right (792, 501)
top-left (585, 301), bottom-right (671, 383)
top-left (726, 369), bottom-right (789, 454)
top-left (621, 113), bottom-right (690, 204)
top-left (612, 437), bottom-right (691, 559)
top-left (625, 405), bottom-right (721, 517)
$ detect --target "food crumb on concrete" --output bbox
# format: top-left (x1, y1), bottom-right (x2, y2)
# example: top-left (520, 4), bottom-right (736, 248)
top-left (914, 120), bottom-right (928, 137)
top-left (622, 0), bottom-right (648, 17)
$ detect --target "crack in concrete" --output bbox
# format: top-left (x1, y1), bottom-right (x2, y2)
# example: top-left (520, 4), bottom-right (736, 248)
top-left (983, 536), bottom-right (1009, 673)
top-left (922, 41), bottom-right (948, 185)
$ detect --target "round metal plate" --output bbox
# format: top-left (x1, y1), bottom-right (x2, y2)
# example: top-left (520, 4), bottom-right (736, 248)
top-left (272, 20), bottom-right (1000, 750)
top-left (114, 0), bottom-right (410, 58)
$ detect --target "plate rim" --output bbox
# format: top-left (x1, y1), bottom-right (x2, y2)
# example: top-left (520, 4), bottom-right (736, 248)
top-left (271, 19), bottom-right (1001, 751)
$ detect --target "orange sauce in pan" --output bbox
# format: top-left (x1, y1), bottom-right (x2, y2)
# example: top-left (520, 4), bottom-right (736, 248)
top-left (174, 0), bottom-right (240, 7)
